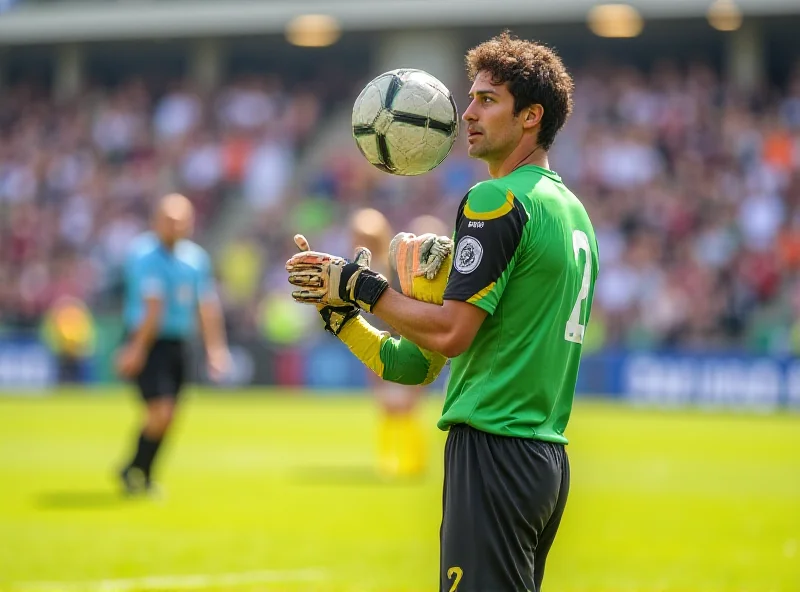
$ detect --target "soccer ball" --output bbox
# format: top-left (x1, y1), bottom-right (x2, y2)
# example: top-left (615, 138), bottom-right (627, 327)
top-left (351, 69), bottom-right (459, 176)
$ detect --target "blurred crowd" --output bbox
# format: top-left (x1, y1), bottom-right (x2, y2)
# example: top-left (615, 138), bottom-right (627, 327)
top-left (3, 57), bottom-right (800, 355)
top-left (562, 59), bottom-right (800, 354)
top-left (0, 75), bottom-right (319, 330)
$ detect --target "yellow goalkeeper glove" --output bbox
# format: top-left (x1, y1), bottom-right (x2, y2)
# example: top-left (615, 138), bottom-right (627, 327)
top-left (389, 232), bottom-right (453, 305)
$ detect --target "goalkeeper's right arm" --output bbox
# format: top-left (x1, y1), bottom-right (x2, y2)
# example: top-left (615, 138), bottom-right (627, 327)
top-left (337, 315), bottom-right (447, 386)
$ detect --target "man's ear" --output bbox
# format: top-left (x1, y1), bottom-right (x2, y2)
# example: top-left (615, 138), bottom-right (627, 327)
top-left (522, 104), bottom-right (544, 130)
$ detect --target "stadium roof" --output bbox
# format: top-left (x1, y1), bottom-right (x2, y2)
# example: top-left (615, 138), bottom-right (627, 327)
top-left (0, 0), bottom-right (797, 44)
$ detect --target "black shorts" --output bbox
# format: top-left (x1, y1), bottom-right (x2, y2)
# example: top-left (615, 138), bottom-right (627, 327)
top-left (134, 338), bottom-right (186, 401)
top-left (440, 424), bottom-right (570, 592)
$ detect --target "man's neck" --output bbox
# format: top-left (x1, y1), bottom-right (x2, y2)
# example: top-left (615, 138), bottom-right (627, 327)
top-left (489, 141), bottom-right (549, 179)
top-left (158, 237), bottom-right (176, 252)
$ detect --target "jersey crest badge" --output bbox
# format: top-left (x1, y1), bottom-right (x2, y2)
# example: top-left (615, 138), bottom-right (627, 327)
top-left (454, 236), bottom-right (483, 274)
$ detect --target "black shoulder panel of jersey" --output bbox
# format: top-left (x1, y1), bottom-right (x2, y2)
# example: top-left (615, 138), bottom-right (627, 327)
top-left (444, 186), bottom-right (528, 304)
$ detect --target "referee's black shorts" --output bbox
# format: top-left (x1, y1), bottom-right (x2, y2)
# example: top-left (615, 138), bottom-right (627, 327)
top-left (440, 424), bottom-right (570, 592)
top-left (133, 338), bottom-right (187, 401)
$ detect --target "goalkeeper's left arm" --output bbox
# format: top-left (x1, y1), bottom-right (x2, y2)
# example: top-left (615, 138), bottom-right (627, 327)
top-left (290, 232), bottom-right (451, 387)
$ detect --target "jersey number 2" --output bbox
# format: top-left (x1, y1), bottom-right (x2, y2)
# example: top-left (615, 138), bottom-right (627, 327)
top-left (447, 567), bottom-right (463, 591)
top-left (565, 230), bottom-right (592, 344)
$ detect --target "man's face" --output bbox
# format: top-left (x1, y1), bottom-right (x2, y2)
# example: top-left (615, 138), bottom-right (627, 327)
top-left (155, 210), bottom-right (194, 246)
top-left (462, 71), bottom-right (524, 162)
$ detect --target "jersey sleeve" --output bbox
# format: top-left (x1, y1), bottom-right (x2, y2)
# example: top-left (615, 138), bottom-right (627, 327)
top-left (133, 256), bottom-right (165, 300)
top-left (443, 182), bottom-right (528, 314)
top-left (337, 315), bottom-right (447, 386)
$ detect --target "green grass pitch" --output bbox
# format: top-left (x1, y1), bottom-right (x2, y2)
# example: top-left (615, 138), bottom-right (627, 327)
top-left (0, 389), bottom-right (798, 592)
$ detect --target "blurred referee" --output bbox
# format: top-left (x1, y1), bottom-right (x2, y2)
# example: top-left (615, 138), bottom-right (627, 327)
top-left (116, 193), bottom-right (231, 494)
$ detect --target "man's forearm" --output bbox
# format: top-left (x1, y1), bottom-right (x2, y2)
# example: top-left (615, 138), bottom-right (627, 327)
top-left (199, 298), bottom-right (227, 352)
top-left (337, 315), bottom-right (447, 385)
top-left (371, 288), bottom-right (455, 356)
top-left (130, 301), bottom-right (161, 351)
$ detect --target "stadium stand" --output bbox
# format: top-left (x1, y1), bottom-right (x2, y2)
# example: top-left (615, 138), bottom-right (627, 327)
top-left (2, 56), bottom-right (800, 355)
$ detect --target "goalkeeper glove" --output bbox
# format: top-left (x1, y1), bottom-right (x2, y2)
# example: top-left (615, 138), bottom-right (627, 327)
top-left (389, 232), bottom-right (453, 305)
top-left (286, 237), bottom-right (389, 313)
top-left (290, 234), bottom-right (372, 335)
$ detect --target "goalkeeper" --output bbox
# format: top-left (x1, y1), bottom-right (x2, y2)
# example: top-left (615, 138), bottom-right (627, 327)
top-left (287, 32), bottom-right (598, 592)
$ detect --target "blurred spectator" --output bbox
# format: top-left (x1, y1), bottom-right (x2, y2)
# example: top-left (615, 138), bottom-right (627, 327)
top-left (40, 296), bottom-right (96, 383)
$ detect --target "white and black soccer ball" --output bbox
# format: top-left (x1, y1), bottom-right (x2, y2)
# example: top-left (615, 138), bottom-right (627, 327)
top-left (351, 69), bottom-right (459, 176)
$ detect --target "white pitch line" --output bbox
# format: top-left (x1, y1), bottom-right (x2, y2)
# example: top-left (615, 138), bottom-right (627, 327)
top-left (13, 568), bottom-right (327, 592)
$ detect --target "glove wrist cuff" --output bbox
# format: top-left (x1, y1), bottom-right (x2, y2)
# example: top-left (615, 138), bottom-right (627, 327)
top-left (341, 263), bottom-right (389, 313)
top-left (355, 270), bottom-right (389, 312)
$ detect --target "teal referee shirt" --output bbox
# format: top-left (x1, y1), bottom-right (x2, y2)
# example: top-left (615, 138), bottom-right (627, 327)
top-left (123, 232), bottom-right (216, 340)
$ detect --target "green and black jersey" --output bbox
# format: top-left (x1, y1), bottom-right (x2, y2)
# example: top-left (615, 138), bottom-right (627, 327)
top-left (440, 164), bottom-right (599, 443)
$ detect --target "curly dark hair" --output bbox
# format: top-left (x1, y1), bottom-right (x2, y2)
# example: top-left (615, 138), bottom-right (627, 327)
top-left (466, 31), bottom-right (574, 151)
